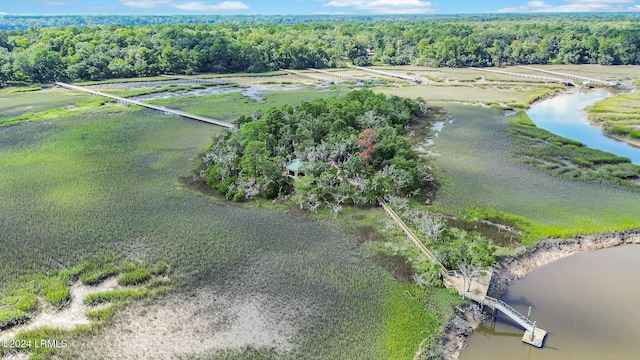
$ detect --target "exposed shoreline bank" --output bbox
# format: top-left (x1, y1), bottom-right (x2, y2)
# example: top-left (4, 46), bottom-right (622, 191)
top-left (438, 228), bottom-right (640, 360)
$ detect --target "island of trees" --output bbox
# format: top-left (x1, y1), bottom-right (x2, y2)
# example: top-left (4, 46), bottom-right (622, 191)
top-left (202, 88), bottom-right (499, 291)
top-left (202, 89), bottom-right (430, 210)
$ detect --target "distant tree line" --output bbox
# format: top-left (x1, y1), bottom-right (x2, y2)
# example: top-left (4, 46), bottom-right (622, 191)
top-left (0, 15), bottom-right (639, 83)
top-left (0, 14), bottom-right (432, 31)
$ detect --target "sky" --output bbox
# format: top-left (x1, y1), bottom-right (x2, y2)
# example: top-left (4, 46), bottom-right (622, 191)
top-left (1, 0), bottom-right (640, 15)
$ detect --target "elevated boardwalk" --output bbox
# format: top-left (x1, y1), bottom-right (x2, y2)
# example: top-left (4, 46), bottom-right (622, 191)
top-left (309, 68), bottom-right (368, 82)
top-left (160, 74), bottom-right (226, 85)
top-left (282, 69), bottom-right (329, 83)
top-left (469, 67), bottom-right (566, 84)
top-left (378, 198), bottom-right (547, 347)
top-left (55, 82), bottom-right (235, 130)
top-left (517, 65), bottom-right (609, 85)
top-left (351, 66), bottom-right (422, 84)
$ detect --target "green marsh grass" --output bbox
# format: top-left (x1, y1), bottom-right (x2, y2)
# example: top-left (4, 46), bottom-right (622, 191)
top-left (588, 92), bottom-right (640, 139)
top-left (0, 88), bottom-right (446, 359)
top-left (431, 104), bottom-right (640, 243)
top-left (102, 84), bottom-right (210, 98)
top-left (85, 305), bottom-right (115, 323)
top-left (0, 307), bottom-right (28, 330)
top-left (508, 111), bottom-right (640, 186)
top-left (379, 83), bottom-right (561, 107)
top-left (84, 289), bottom-right (151, 305)
top-left (147, 89), bottom-right (343, 122)
top-left (117, 262), bottom-right (152, 286)
top-left (0, 89), bottom-right (97, 126)
top-left (10, 327), bottom-right (73, 359)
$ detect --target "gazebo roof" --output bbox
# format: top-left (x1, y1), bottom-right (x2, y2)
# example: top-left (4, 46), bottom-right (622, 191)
top-left (286, 159), bottom-right (306, 172)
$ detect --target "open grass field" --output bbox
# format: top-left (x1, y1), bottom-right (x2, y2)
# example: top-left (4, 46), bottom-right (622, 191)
top-left (0, 88), bottom-right (448, 359)
top-left (429, 103), bottom-right (640, 242)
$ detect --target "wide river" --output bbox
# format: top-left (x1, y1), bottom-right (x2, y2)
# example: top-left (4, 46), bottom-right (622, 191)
top-left (461, 90), bottom-right (640, 359)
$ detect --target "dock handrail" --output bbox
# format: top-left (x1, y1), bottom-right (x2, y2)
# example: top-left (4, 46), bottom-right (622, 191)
top-left (351, 66), bottom-right (421, 84)
top-left (55, 82), bottom-right (235, 129)
top-left (496, 300), bottom-right (535, 331)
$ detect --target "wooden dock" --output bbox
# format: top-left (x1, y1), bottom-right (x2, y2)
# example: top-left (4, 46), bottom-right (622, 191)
top-left (308, 68), bottom-right (368, 82)
top-left (469, 67), bottom-right (565, 83)
top-left (351, 66), bottom-right (422, 84)
top-left (282, 69), bottom-right (330, 83)
top-left (378, 198), bottom-right (547, 347)
top-left (517, 65), bottom-right (609, 85)
top-left (160, 74), bottom-right (227, 85)
top-left (55, 82), bottom-right (235, 130)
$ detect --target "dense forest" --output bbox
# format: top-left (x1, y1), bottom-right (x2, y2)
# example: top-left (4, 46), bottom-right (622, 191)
top-left (0, 14), bottom-right (639, 83)
top-left (202, 90), bottom-right (430, 209)
top-left (0, 14), bottom-right (427, 31)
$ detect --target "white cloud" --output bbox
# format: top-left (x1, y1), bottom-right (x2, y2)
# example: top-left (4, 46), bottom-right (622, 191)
top-left (323, 0), bottom-right (435, 14)
top-left (119, 0), bottom-right (249, 11)
top-left (119, 0), bottom-right (172, 9)
top-left (497, 0), bottom-right (640, 12)
top-left (170, 1), bottom-right (249, 11)
top-left (41, 1), bottom-right (72, 6)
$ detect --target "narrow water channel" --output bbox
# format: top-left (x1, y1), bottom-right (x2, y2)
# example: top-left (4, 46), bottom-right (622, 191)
top-left (461, 90), bottom-right (640, 359)
top-left (460, 245), bottom-right (640, 360)
top-left (526, 89), bottom-right (640, 164)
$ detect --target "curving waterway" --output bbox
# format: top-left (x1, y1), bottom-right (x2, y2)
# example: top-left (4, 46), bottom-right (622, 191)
top-left (526, 89), bottom-right (640, 164)
top-left (460, 245), bottom-right (640, 360)
top-left (461, 90), bottom-right (640, 359)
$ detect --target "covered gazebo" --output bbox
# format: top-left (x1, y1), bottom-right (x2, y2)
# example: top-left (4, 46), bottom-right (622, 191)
top-left (286, 158), bottom-right (307, 178)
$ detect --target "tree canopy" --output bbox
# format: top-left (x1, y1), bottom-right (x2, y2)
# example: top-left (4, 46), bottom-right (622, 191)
top-left (0, 14), bottom-right (639, 83)
top-left (202, 89), bottom-right (430, 210)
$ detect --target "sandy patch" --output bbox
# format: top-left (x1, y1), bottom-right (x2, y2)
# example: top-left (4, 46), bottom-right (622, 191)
top-left (606, 133), bottom-right (640, 149)
top-left (0, 352), bottom-right (29, 360)
top-left (0, 278), bottom-right (119, 342)
top-left (71, 289), bottom-right (306, 359)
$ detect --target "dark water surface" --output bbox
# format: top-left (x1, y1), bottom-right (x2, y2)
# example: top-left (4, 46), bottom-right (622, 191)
top-left (461, 245), bottom-right (640, 359)
top-left (527, 90), bottom-right (640, 164)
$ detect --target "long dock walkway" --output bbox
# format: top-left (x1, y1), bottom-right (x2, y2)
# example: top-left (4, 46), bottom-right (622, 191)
top-left (378, 198), bottom-right (547, 347)
top-left (351, 66), bottom-right (422, 84)
top-left (517, 65), bottom-right (609, 85)
top-left (282, 69), bottom-right (329, 83)
top-left (308, 68), bottom-right (368, 82)
top-left (55, 82), bottom-right (235, 129)
top-left (160, 74), bottom-right (227, 85)
top-left (469, 67), bottom-right (565, 83)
